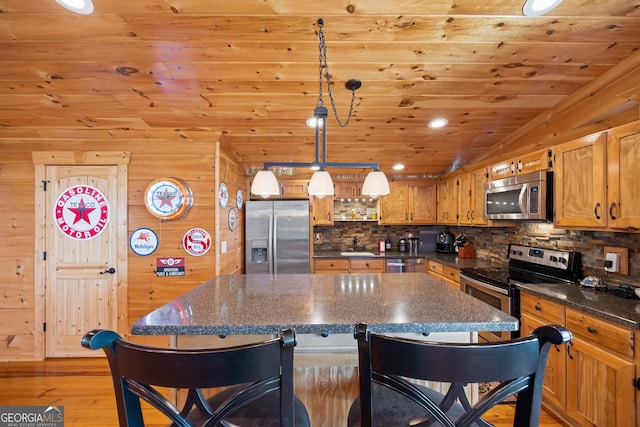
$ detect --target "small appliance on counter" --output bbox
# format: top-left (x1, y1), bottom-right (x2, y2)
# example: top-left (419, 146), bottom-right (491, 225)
top-left (454, 233), bottom-right (475, 258)
top-left (436, 231), bottom-right (455, 253)
top-left (398, 238), bottom-right (408, 252)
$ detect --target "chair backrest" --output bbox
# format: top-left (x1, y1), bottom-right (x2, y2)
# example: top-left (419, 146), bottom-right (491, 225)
top-left (354, 322), bottom-right (572, 427)
top-left (81, 329), bottom-right (298, 427)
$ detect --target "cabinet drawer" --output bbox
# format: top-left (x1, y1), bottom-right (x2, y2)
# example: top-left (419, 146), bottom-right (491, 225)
top-left (566, 308), bottom-right (633, 358)
top-left (314, 259), bottom-right (349, 272)
top-left (349, 258), bottom-right (385, 272)
top-left (520, 293), bottom-right (564, 324)
top-left (443, 266), bottom-right (460, 284)
top-left (427, 260), bottom-right (444, 276)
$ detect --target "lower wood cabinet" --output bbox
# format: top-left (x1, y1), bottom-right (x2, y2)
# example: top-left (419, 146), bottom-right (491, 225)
top-left (426, 260), bottom-right (460, 290)
top-left (313, 258), bottom-right (384, 274)
top-left (520, 291), bottom-right (637, 427)
top-left (519, 295), bottom-right (567, 411)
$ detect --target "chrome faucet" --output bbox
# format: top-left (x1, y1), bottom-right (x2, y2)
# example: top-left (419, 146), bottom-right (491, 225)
top-left (353, 236), bottom-right (359, 252)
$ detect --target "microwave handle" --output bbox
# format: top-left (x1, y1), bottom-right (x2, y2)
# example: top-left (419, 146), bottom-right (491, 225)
top-left (519, 183), bottom-right (529, 218)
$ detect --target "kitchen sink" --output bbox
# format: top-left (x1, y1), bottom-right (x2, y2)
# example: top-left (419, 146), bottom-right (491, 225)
top-left (340, 252), bottom-right (377, 256)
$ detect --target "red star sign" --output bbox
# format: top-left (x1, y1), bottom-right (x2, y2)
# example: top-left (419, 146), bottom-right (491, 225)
top-left (156, 188), bottom-right (176, 208)
top-left (67, 197), bottom-right (96, 225)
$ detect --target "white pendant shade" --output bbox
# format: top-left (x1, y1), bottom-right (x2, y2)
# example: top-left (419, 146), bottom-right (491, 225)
top-left (362, 170), bottom-right (390, 198)
top-left (308, 170), bottom-right (334, 198)
top-left (250, 170), bottom-right (280, 198)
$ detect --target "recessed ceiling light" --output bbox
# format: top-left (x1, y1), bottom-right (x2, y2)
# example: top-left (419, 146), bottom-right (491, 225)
top-left (392, 164), bottom-right (405, 171)
top-left (55, 0), bottom-right (94, 14)
top-left (428, 118), bottom-right (449, 129)
top-left (522, 0), bottom-right (562, 16)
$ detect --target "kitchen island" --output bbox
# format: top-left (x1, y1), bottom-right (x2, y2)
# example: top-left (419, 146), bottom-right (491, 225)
top-left (131, 273), bottom-right (517, 336)
top-left (131, 273), bottom-right (517, 427)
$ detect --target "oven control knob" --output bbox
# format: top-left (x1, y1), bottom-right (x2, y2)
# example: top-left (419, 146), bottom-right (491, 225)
top-left (558, 257), bottom-right (567, 264)
top-left (549, 255), bottom-right (558, 262)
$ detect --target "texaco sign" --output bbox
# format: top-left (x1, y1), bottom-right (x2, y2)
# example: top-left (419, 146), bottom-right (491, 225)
top-left (54, 185), bottom-right (110, 240)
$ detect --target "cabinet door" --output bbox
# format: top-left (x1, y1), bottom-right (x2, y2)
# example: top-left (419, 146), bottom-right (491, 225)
top-left (437, 177), bottom-right (457, 224)
top-left (566, 336), bottom-right (635, 427)
top-left (516, 149), bottom-right (552, 175)
top-left (554, 133), bottom-right (607, 228)
top-left (607, 121), bottom-right (640, 230)
top-left (409, 181), bottom-right (437, 224)
top-left (457, 172), bottom-right (473, 225)
top-left (311, 196), bottom-right (333, 225)
top-left (279, 179), bottom-right (308, 198)
top-left (520, 312), bottom-right (566, 411)
top-left (470, 168), bottom-right (488, 225)
top-left (334, 181), bottom-right (359, 200)
top-left (379, 182), bottom-right (408, 224)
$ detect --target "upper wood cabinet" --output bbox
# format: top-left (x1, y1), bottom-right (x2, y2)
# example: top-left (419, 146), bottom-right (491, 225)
top-left (555, 121), bottom-right (640, 230)
top-left (333, 181), bottom-right (362, 200)
top-left (310, 195), bottom-right (333, 225)
top-left (379, 181), bottom-right (437, 225)
top-left (278, 179), bottom-right (308, 198)
top-left (606, 121), bottom-right (640, 230)
top-left (554, 132), bottom-right (607, 228)
top-left (437, 177), bottom-right (458, 224)
top-left (490, 149), bottom-right (553, 180)
top-left (458, 167), bottom-right (489, 225)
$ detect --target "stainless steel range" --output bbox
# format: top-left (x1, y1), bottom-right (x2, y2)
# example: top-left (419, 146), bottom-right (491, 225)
top-left (460, 244), bottom-right (581, 342)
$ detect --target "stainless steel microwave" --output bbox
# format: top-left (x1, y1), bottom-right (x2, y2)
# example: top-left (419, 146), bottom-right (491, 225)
top-left (484, 170), bottom-right (553, 221)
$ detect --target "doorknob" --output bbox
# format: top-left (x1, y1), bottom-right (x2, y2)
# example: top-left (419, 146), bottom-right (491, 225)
top-left (100, 267), bottom-right (116, 275)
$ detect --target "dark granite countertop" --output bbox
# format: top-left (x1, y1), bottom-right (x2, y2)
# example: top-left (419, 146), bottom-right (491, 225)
top-left (515, 282), bottom-right (640, 330)
top-left (131, 273), bottom-right (518, 336)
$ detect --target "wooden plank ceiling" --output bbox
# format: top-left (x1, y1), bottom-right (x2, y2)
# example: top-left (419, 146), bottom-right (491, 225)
top-left (1, 0), bottom-right (640, 177)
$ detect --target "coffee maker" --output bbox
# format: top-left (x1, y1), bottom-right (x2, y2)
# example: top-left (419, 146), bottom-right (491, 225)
top-left (436, 231), bottom-right (455, 253)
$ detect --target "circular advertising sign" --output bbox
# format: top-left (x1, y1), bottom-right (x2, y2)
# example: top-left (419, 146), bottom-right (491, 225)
top-left (129, 227), bottom-right (159, 256)
top-left (182, 227), bottom-right (212, 256)
top-left (54, 184), bottom-right (110, 240)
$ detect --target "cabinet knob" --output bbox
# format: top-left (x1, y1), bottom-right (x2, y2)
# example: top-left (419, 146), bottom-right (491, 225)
top-left (534, 304), bottom-right (542, 311)
top-left (587, 326), bottom-right (597, 334)
top-left (594, 202), bottom-right (601, 220)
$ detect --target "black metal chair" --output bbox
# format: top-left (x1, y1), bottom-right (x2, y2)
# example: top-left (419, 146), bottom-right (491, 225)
top-left (81, 328), bottom-right (310, 427)
top-left (348, 322), bottom-right (572, 427)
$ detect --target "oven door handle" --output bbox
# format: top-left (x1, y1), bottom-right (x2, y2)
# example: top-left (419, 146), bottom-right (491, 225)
top-left (460, 274), bottom-right (510, 296)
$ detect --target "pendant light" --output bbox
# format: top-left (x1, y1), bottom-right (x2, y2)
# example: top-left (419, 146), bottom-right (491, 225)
top-left (252, 18), bottom-right (390, 199)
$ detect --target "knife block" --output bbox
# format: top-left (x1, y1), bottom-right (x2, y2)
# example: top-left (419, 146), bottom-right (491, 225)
top-left (458, 242), bottom-right (476, 258)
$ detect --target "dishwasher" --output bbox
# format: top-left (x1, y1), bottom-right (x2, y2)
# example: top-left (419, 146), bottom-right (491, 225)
top-left (385, 258), bottom-right (424, 273)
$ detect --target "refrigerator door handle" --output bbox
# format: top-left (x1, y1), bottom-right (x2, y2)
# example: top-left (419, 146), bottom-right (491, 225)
top-left (271, 211), bottom-right (277, 273)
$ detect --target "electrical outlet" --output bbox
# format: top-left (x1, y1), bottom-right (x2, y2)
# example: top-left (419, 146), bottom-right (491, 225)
top-left (605, 252), bottom-right (620, 272)
top-left (603, 246), bottom-right (629, 275)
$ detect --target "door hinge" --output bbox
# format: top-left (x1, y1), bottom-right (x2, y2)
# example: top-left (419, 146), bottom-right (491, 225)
top-left (634, 378), bottom-right (640, 391)
top-left (43, 322), bottom-right (46, 332)
top-left (42, 180), bottom-right (50, 191)
top-left (43, 251), bottom-right (47, 261)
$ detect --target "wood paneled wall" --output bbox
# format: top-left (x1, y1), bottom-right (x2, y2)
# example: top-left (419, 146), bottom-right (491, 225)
top-left (0, 133), bottom-right (245, 360)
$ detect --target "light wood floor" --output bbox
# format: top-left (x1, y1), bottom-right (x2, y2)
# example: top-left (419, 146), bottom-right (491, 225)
top-left (0, 358), bottom-right (566, 426)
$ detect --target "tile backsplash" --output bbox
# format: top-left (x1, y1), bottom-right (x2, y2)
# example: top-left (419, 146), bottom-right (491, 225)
top-left (314, 221), bottom-right (640, 288)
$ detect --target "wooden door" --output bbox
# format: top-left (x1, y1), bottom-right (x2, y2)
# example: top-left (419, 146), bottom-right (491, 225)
top-left (470, 168), bottom-right (488, 225)
top-left (379, 182), bottom-right (408, 224)
top-left (33, 152), bottom-right (129, 359)
top-left (457, 172), bottom-right (473, 225)
top-left (607, 121), bottom-right (640, 230)
top-left (520, 313), bottom-right (567, 411)
top-left (311, 195), bottom-right (333, 225)
top-left (44, 166), bottom-right (120, 357)
top-left (554, 133), bottom-right (607, 228)
top-left (409, 182), bottom-right (437, 224)
top-left (566, 336), bottom-right (635, 427)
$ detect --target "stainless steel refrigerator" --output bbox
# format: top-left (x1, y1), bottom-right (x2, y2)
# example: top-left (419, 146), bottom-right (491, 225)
top-left (245, 199), bottom-right (310, 274)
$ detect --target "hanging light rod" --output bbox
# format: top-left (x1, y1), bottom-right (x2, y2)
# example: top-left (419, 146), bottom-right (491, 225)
top-left (250, 18), bottom-right (390, 199)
